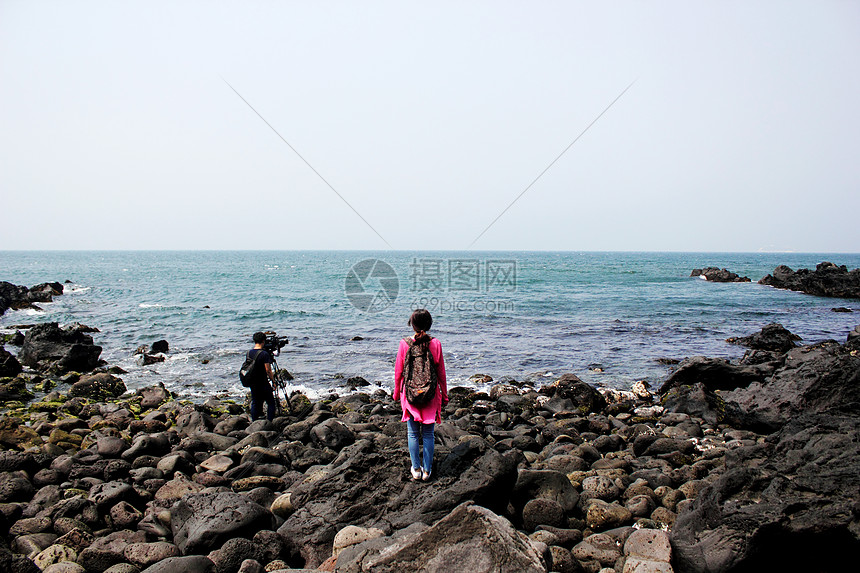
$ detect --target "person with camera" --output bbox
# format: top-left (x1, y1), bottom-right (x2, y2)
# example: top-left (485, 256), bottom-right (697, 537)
top-left (247, 331), bottom-right (278, 421)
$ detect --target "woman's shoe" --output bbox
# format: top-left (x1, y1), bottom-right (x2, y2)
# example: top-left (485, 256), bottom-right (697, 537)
top-left (411, 467), bottom-right (422, 480)
top-left (421, 469), bottom-right (431, 481)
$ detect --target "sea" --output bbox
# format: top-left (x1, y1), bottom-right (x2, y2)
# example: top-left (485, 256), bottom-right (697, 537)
top-left (1, 251), bottom-right (858, 402)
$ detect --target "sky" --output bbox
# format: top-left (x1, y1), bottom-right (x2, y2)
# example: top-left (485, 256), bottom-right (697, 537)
top-left (1, 1), bottom-right (858, 252)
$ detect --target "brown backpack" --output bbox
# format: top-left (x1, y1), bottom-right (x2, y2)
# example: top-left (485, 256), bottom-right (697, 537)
top-left (403, 335), bottom-right (438, 406)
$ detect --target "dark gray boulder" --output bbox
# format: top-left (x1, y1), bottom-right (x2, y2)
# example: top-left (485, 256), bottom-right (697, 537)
top-left (759, 262), bottom-right (860, 299)
top-left (690, 267), bottom-right (750, 282)
top-left (139, 556), bottom-right (216, 573)
top-left (0, 376), bottom-right (33, 403)
top-left (0, 282), bottom-right (31, 315)
top-left (70, 373), bottom-right (126, 400)
top-left (150, 340), bottom-right (169, 354)
top-left (657, 356), bottom-right (771, 394)
top-left (671, 412), bottom-right (860, 573)
top-left (336, 502), bottom-right (548, 573)
top-left (277, 437), bottom-right (519, 568)
top-left (309, 418), bottom-right (355, 451)
top-left (723, 340), bottom-right (860, 432)
top-left (27, 282), bottom-right (63, 303)
top-left (0, 346), bottom-right (23, 378)
top-left (511, 469), bottom-right (580, 517)
top-left (726, 322), bottom-right (800, 353)
top-left (0, 472), bottom-right (35, 503)
top-left (136, 383), bottom-right (172, 410)
top-left (660, 383), bottom-right (728, 426)
top-left (170, 491), bottom-right (274, 555)
top-left (206, 537), bottom-right (265, 573)
top-left (0, 281), bottom-right (61, 316)
top-left (18, 322), bottom-right (102, 374)
top-left (540, 373), bottom-right (606, 414)
top-left (847, 324), bottom-right (860, 348)
top-left (78, 530), bottom-right (147, 572)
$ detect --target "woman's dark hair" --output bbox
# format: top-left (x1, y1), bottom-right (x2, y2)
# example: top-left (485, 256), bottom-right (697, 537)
top-left (408, 309), bottom-right (432, 332)
top-left (253, 331), bottom-right (266, 344)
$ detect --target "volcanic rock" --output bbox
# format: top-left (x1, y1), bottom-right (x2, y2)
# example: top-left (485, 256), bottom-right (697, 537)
top-left (722, 339), bottom-right (860, 432)
top-left (726, 322), bottom-right (801, 353)
top-left (170, 491), bottom-right (274, 555)
top-left (19, 323), bottom-right (102, 374)
top-left (335, 502), bottom-right (548, 573)
top-left (70, 373), bottom-right (126, 401)
top-left (690, 267), bottom-right (751, 282)
top-left (0, 346), bottom-right (23, 378)
top-left (657, 356), bottom-right (770, 394)
top-left (759, 261), bottom-right (860, 299)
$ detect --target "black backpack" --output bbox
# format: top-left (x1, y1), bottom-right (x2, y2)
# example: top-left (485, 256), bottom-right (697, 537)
top-left (403, 335), bottom-right (438, 406)
top-left (239, 350), bottom-right (265, 387)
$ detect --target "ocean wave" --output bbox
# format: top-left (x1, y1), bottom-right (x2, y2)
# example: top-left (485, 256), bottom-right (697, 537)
top-left (22, 308), bottom-right (47, 316)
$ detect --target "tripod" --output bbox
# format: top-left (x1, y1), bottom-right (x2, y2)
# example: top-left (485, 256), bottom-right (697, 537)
top-left (271, 359), bottom-right (293, 414)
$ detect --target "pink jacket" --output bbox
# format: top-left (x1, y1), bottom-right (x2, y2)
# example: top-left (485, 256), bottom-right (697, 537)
top-left (393, 336), bottom-right (448, 424)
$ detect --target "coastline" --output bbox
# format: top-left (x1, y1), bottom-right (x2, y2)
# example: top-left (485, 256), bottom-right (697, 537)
top-left (1, 317), bottom-right (859, 571)
top-left (2, 252), bottom-right (860, 402)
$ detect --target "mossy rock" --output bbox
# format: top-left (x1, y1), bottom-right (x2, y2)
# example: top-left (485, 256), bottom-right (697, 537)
top-left (32, 378), bottom-right (56, 393)
top-left (0, 377), bottom-right (35, 403)
top-left (289, 393), bottom-right (313, 417)
top-left (69, 373), bottom-right (126, 401)
top-left (60, 372), bottom-right (81, 384)
top-left (49, 428), bottom-right (83, 446)
top-left (30, 401), bottom-right (65, 413)
top-left (0, 416), bottom-right (43, 449)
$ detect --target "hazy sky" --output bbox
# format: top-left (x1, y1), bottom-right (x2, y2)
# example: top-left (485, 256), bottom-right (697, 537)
top-left (1, 1), bottom-right (858, 252)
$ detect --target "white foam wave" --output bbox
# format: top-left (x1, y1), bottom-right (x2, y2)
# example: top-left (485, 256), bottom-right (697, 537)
top-left (167, 352), bottom-right (196, 362)
top-left (138, 303), bottom-right (163, 308)
top-left (284, 382), bottom-right (321, 400)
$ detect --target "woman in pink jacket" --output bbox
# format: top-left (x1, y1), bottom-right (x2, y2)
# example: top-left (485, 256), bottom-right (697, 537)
top-left (393, 309), bottom-right (448, 481)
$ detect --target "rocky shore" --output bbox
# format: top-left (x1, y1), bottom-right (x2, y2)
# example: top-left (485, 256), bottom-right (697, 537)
top-left (692, 261), bottom-right (860, 300)
top-left (0, 282), bottom-right (66, 317)
top-left (2, 317), bottom-right (859, 573)
top-left (759, 261), bottom-right (860, 299)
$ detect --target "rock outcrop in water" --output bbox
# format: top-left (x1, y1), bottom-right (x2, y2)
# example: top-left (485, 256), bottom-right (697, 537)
top-left (759, 261), bottom-right (860, 299)
top-left (689, 268), bottom-right (750, 283)
top-left (18, 322), bottom-right (103, 375)
top-left (1, 321), bottom-right (859, 572)
top-left (725, 322), bottom-right (800, 353)
top-left (0, 282), bottom-right (64, 316)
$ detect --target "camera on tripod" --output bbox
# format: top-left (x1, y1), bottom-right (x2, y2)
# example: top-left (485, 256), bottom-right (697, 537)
top-left (263, 332), bottom-right (288, 356)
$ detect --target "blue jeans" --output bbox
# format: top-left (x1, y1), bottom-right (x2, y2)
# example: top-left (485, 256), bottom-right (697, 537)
top-left (407, 419), bottom-right (435, 473)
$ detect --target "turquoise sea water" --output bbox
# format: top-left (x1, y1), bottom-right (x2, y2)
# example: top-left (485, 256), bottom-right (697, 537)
top-left (1, 251), bottom-right (858, 401)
